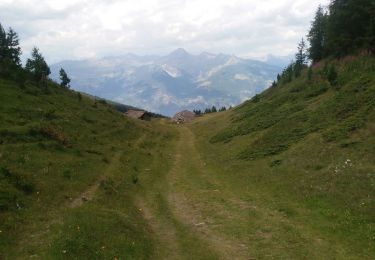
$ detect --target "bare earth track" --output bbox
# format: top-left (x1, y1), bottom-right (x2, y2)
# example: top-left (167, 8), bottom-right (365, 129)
top-left (69, 152), bottom-right (122, 208)
top-left (18, 126), bottom-right (250, 259)
top-left (137, 125), bottom-right (250, 259)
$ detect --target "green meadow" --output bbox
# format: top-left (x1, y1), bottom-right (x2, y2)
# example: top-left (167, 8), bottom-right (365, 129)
top-left (1, 56), bottom-right (375, 259)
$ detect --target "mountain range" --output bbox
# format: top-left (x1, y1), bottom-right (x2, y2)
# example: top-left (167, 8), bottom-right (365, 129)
top-left (51, 48), bottom-right (282, 116)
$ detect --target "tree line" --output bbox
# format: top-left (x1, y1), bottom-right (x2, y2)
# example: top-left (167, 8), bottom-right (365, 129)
top-left (308, 0), bottom-right (375, 63)
top-left (271, 0), bottom-right (374, 88)
top-left (193, 105), bottom-right (231, 115)
top-left (0, 23), bottom-right (70, 88)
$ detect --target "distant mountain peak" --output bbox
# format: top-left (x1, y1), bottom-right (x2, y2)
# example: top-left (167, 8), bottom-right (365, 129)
top-left (51, 50), bottom-right (281, 116)
top-left (169, 48), bottom-right (190, 57)
top-left (161, 64), bottom-right (181, 78)
top-left (226, 55), bottom-right (242, 65)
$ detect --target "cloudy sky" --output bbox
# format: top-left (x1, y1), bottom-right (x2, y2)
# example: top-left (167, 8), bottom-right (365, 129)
top-left (0, 0), bottom-right (329, 63)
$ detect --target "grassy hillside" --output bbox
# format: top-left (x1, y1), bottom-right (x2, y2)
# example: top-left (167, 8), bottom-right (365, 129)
top-left (190, 56), bottom-right (375, 258)
top-left (0, 78), bottom-right (251, 259)
top-left (0, 79), bottom-right (176, 259)
top-left (81, 92), bottom-right (166, 118)
top-left (1, 55), bottom-right (374, 259)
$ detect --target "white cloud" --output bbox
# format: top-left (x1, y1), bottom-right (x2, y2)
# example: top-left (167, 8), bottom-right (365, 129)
top-left (187, 96), bottom-right (206, 105)
top-left (234, 74), bottom-right (250, 81)
top-left (0, 0), bottom-right (330, 63)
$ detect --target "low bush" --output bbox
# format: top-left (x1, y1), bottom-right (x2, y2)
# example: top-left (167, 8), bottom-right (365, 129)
top-left (0, 167), bottom-right (35, 195)
top-left (38, 125), bottom-right (70, 147)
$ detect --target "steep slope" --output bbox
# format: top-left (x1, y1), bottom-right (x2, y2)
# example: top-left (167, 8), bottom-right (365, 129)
top-left (50, 49), bottom-right (281, 116)
top-left (0, 79), bottom-right (176, 258)
top-left (189, 56), bottom-right (375, 258)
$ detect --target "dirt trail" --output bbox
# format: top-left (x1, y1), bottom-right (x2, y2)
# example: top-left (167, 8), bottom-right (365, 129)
top-left (136, 199), bottom-right (181, 260)
top-left (20, 151), bottom-right (124, 255)
top-left (165, 126), bottom-right (250, 259)
top-left (69, 152), bottom-right (122, 208)
top-left (21, 134), bottom-right (147, 255)
top-left (137, 126), bottom-right (250, 260)
top-left (134, 131), bottom-right (182, 259)
top-left (70, 133), bottom-right (148, 208)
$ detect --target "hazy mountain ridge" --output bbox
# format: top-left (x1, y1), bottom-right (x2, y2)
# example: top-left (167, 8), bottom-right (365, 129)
top-left (51, 48), bottom-right (281, 116)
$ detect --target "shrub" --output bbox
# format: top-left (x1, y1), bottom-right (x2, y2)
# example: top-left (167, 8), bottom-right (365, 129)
top-left (39, 125), bottom-right (70, 147)
top-left (0, 167), bottom-right (35, 194)
top-left (100, 178), bottom-right (116, 194)
top-left (44, 109), bottom-right (58, 120)
top-left (304, 83), bottom-right (328, 98)
top-left (98, 99), bottom-right (107, 105)
top-left (63, 170), bottom-right (73, 179)
top-left (270, 159), bottom-right (282, 167)
top-left (131, 174), bottom-right (138, 184)
top-left (252, 94), bottom-right (260, 103)
top-left (102, 157), bottom-right (110, 164)
top-left (0, 191), bottom-right (18, 212)
top-left (323, 115), bottom-right (366, 142)
top-left (307, 66), bottom-right (313, 81)
top-left (327, 64), bottom-right (338, 86)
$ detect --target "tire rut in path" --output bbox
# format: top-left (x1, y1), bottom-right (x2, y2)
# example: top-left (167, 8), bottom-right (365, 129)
top-left (166, 126), bottom-right (250, 260)
top-left (69, 133), bottom-right (147, 207)
top-left (21, 150), bottom-right (125, 255)
top-left (69, 152), bottom-right (121, 208)
top-left (134, 132), bottom-right (182, 259)
top-left (136, 198), bottom-right (181, 260)
top-left (22, 133), bottom-right (148, 254)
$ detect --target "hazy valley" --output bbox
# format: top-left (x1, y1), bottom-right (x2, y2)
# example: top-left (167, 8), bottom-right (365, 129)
top-left (51, 49), bottom-right (282, 116)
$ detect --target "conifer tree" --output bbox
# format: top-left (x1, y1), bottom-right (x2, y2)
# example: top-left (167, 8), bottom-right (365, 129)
top-left (0, 23), bottom-right (7, 61)
top-left (0, 25), bottom-right (21, 67)
top-left (193, 109), bottom-right (202, 115)
top-left (367, 1), bottom-right (375, 53)
top-left (59, 68), bottom-right (71, 88)
top-left (326, 0), bottom-right (374, 57)
top-left (6, 28), bottom-right (21, 66)
top-left (281, 62), bottom-right (294, 84)
top-left (307, 5), bottom-right (327, 63)
top-left (25, 47), bottom-right (51, 81)
top-left (294, 38), bottom-right (307, 77)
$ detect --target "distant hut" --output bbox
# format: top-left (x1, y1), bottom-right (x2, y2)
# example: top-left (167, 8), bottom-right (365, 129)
top-left (125, 110), bottom-right (150, 120)
top-left (172, 110), bottom-right (196, 124)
